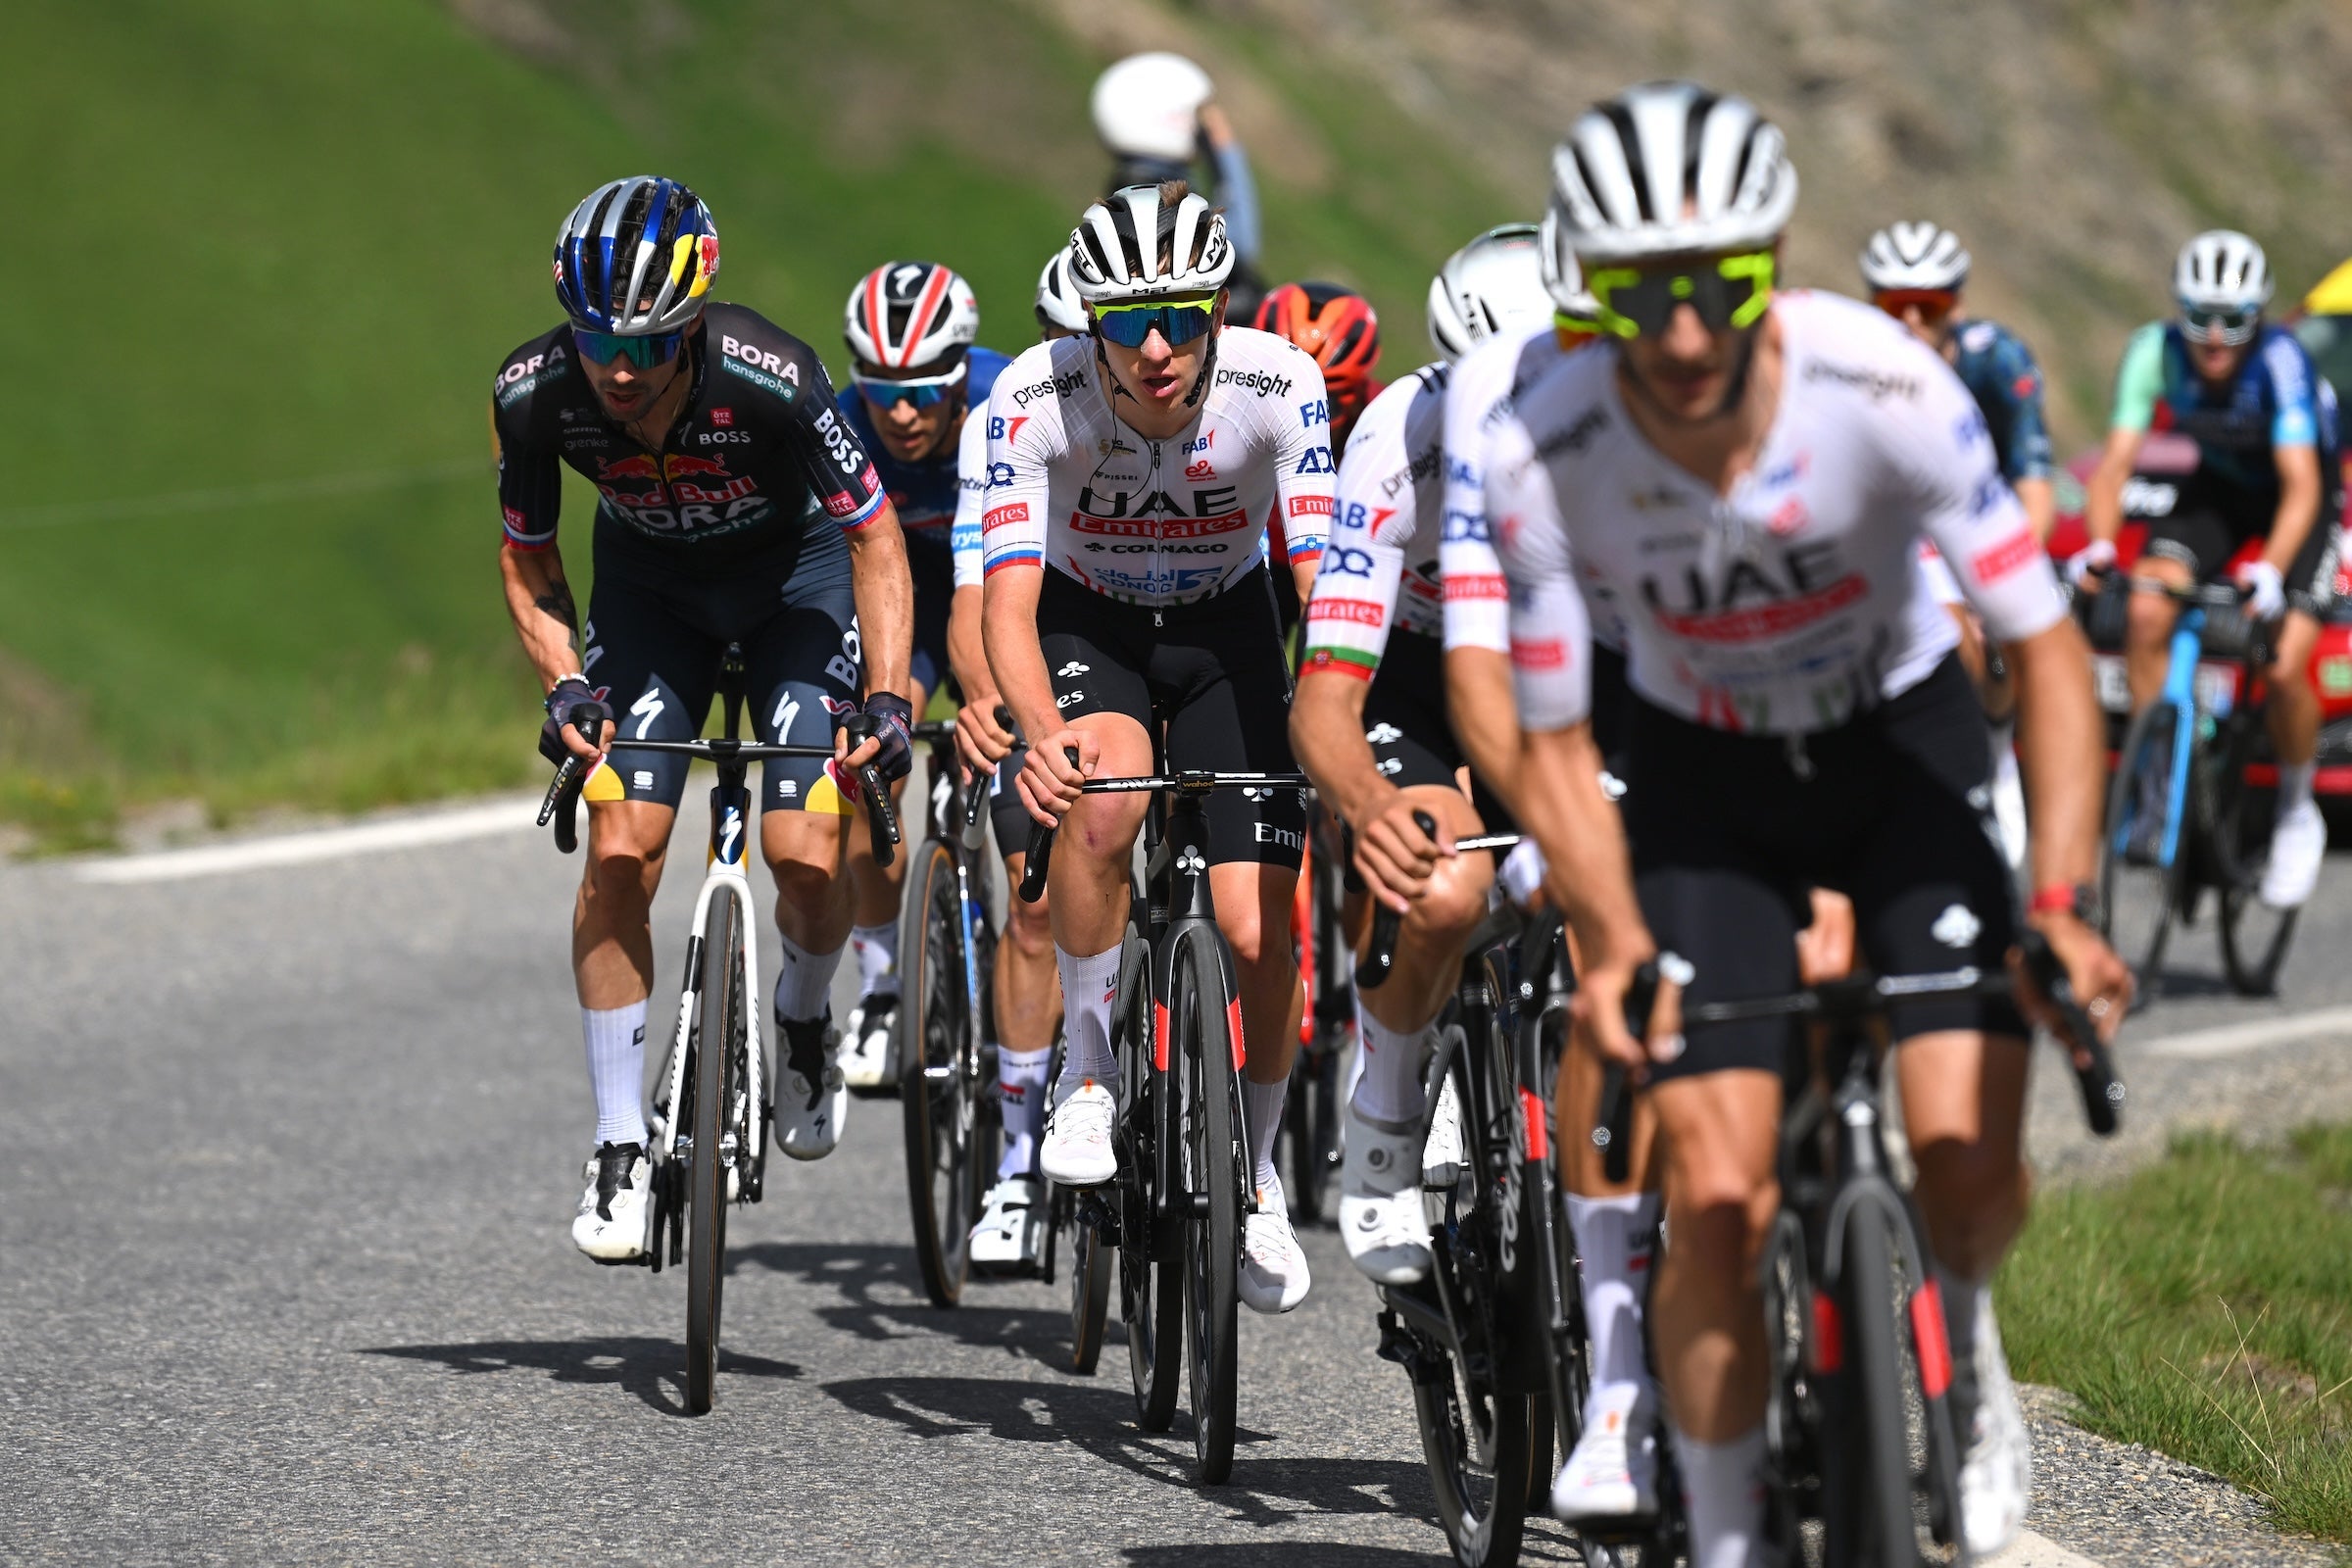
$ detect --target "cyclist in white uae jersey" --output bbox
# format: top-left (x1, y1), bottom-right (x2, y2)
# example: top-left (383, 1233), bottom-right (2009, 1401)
top-left (982, 183), bottom-right (1335, 1315)
top-left (1292, 224), bottom-right (1553, 1302)
top-left (1493, 82), bottom-right (2131, 1565)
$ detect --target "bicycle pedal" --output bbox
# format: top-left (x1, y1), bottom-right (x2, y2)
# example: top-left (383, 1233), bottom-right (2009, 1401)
top-left (1421, 1159), bottom-right (1463, 1192)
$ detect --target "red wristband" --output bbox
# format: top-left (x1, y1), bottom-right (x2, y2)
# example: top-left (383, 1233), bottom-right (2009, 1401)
top-left (2028, 885), bottom-right (2079, 914)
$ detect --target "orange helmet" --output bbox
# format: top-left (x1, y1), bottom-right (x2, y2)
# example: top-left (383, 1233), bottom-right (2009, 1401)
top-left (1251, 281), bottom-right (1381, 418)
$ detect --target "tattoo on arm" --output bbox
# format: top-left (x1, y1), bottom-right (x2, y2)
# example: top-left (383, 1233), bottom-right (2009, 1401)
top-left (534, 579), bottom-right (578, 636)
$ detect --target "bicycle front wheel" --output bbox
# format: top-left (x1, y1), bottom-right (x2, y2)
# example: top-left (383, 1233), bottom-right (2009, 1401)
top-left (2098, 699), bottom-right (2182, 1000)
top-left (1836, 1202), bottom-right (1960, 1567)
top-left (2211, 725), bottom-right (2300, 994)
top-left (1116, 932), bottom-right (1183, 1430)
top-left (685, 891), bottom-right (742, 1416)
top-left (898, 839), bottom-right (975, 1308)
top-left (1174, 932), bottom-right (1243, 1485)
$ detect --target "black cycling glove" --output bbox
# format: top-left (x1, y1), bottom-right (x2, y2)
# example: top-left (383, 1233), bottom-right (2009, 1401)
top-left (539, 676), bottom-right (612, 765)
top-left (856, 692), bottom-right (915, 784)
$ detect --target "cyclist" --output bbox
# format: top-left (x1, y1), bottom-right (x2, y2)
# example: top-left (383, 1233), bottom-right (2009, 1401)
top-left (983, 182), bottom-right (1335, 1312)
top-left (1435, 222), bottom-right (1674, 1524)
top-left (1861, 220), bottom-right (2057, 868)
top-left (1251, 282), bottom-right (1382, 632)
top-left (1489, 85), bottom-right (2131, 1563)
top-left (1292, 222), bottom-right (1553, 1299)
top-left (2081, 229), bottom-right (2341, 908)
top-left (830, 262), bottom-right (1012, 1090)
top-left (947, 250), bottom-right (1091, 1272)
top-left (493, 177), bottom-right (913, 1262)
top-left (1090, 53), bottom-right (1266, 316)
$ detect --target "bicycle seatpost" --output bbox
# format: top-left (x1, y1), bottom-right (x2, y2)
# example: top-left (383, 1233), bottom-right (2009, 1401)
top-left (1594, 960), bottom-right (1660, 1185)
top-left (1354, 809), bottom-right (1439, 991)
top-left (1017, 746), bottom-right (1080, 904)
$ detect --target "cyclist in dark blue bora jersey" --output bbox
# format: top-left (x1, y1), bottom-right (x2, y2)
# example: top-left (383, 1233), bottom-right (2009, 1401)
top-left (830, 263), bottom-right (1011, 1091)
top-left (2081, 230), bottom-right (2342, 909)
top-left (494, 177), bottom-right (914, 1262)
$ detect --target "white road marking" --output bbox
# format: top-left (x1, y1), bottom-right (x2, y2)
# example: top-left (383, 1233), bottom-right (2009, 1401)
top-left (2139, 1004), bottom-right (2352, 1059)
top-left (74, 796), bottom-right (540, 884)
top-left (1988, 1531), bottom-right (2103, 1567)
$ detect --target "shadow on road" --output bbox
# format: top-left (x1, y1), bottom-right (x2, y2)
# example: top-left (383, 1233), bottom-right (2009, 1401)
top-left (732, 1240), bottom-right (1078, 1366)
top-left (823, 1373), bottom-right (1440, 1529)
top-left (361, 1336), bottom-right (801, 1416)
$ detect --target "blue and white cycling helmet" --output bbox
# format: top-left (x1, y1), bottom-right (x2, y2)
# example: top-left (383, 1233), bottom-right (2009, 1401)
top-left (553, 176), bottom-right (719, 335)
top-left (2175, 230), bottom-right (2272, 345)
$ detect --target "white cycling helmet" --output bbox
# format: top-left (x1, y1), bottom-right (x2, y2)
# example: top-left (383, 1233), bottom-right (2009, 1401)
top-left (1860, 221), bottom-right (1971, 291)
top-left (1067, 183), bottom-right (1235, 305)
top-left (2175, 229), bottom-right (2273, 317)
top-left (1091, 52), bottom-right (1214, 165)
top-left (1549, 81), bottom-right (1798, 265)
top-left (844, 261), bottom-right (979, 371)
top-left (1537, 207), bottom-right (1602, 321)
top-left (1428, 224), bottom-right (1556, 364)
top-left (1034, 249), bottom-right (1090, 335)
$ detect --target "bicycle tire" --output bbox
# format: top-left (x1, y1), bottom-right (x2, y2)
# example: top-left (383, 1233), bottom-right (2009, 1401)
top-left (898, 839), bottom-right (974, 1308)
top-left (1175, 932), bottom-right (1244, 1485)
top-left (1070, 1202), bottom-right (1114, 1374)
top-left (2211, 723), bottom-right (2300, 994)
top-left (1115, 931), bottom-right (1184, 1430)
top-left (1840, 1207), bottom-right (1942, 1567)
top-left (2098, 699), bottom-right (2182, 1000)
top-left (684, 892), bottom-right (740, 1416)
top-left (1412, 1034), bottom-right (1532, 1565)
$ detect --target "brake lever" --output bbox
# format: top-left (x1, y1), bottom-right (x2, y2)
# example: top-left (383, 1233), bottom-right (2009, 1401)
top-left (1354, 809), bottom-right (1439, 992)
top-left (1594, 960), bottom-right (1660, 1185)
top-left (2019, 930), bottom-right (2124, 1138)
top-left (542, 711), bottom-right (602, 855)
top-left (1018, 746), bottom-right (1081, 905)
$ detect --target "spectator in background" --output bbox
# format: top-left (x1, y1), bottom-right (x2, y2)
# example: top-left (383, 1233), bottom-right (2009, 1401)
top-left (1091, 51), bottom-right (1265, 318)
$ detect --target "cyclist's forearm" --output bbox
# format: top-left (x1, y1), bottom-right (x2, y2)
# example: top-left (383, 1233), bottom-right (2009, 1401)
top-left (499, 542), bottom-right (582, 692)
top-left (1445, 648), bottom-right (1523, 813)
top-left (2265, 451), bottom-right (2323, 570)
top-left (947, 585), bottom-right (996, 706)
top-left (982, 572), bottom-right (1057, 744)
top-left (1289, 672), bottom-right (1388, 824)
top-left (2016, 476), bottom-right (2056, 543)
top-left (1521, 725), bottom-right (1649, 966)
top-left (846, 508), bottom-right (914, 699)
top-left (2010, 617), bottom-right (2104, 893)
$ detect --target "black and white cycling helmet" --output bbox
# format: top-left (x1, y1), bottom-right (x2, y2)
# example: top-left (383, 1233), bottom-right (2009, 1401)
top-left (844, 261), bottom-right (979, 371)
top-left (1549, 81), bottom-right (1798, 265)
top-left (1427, 224), bottom-right (1556, 364)
top-left (1034, 249), bottom-right (1090, 334)
top-left (2175, 229), bottom-right (2273, 315)
top-left (1067, 183), bottom-right (1235, 305)
top-left (1859, 221), bottom-right (1971, 292)
top-left (553, 176), bottom-right (719, 335)
top-left (1537, 208), bottom-right (1603, 322)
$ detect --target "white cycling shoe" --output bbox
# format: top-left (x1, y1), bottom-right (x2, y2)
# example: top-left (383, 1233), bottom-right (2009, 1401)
top-left (970, 1174), bottom-right (1048, 1272)
top-left (1338, 1099), bottom-right (1433, 1285)
top-left (1958, 1300), bottom-right (2033, 1559)
top-left (571, 1142), bottom-right (652, 1263)
top-left (2262, 797), bottom-right (2328, 909)
top-left (839, 992), bottom-right (898, 1090)
top-left (1240, 1181), bottom-right (1312, 1313)
top-left (1550, 1383), bottom-right (1659, 1524)
top-left (1041, 1077), bottom-right (1118, 1186)
top-left (776, 1013), bottom-right (847, 1160)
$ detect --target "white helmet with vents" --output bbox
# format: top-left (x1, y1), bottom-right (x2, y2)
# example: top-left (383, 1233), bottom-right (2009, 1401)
top-left (1537, 208), bottom-right (1602, 321)
top-left (1860, 221), bottom-right (1971, 291)
top-left (1427, 224), bottom-right (1556, 364)
top-left (1091, 53), bottom-right (1214, 164)
top-left (1066, 183), bottom-right (1235, 305)
top-left (843, 262), bottom-right (978, 371)
top-left (1549, 81), bottom-right (1798, 265)
top-left (2174, 229), bottom-right (2273, 314)
top-left (1034, 249), bottom-right (1090, 334)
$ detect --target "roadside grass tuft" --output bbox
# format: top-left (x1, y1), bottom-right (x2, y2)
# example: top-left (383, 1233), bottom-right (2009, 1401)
top-left (2001, 1126), bottom-right (2352, 1542)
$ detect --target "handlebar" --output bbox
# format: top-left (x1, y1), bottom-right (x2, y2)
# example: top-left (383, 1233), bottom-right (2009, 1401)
top-left (1017, 761), bottom-right (1312, 905)
top-left (1353, 821), bottom-right (1521, 991)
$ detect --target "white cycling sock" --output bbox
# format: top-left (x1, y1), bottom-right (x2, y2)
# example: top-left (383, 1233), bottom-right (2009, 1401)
top-left (773, 929), bottom-right (844, 1023)
top-left (2279, 759), bottom-right (2319, 813)
top-left (1054, 943), bottom-right (1123, 1085)
top-left (851, 920), bottom-right (899, 1000)
top-left (582, 1003), bottom-right (650, 1148)
top-left (1672, 1425), bottom-right (1766, 1568)
top-left (1569, 1192), bottom-right (1662, 1396)
top-left (996, 1045), bottom-right (1053, 1180)
top-left (1243, 1074), bottom-right (1289, 1197)
top-left (1350, 1000), bottom-right (1431, 1125)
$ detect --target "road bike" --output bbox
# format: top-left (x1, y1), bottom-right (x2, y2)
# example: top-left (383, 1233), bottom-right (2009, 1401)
top-left (2097, 579), bottom-right (2297, 1002)
top-left (539, 646), bottom-right (898, 1414)
top-left (1596, 937), bottom-right (2120, 1566)
top-left (1021, 759), bottom-right (1309, 1484)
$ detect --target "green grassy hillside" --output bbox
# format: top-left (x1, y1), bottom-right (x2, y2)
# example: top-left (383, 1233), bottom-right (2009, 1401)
top-left (0, 0), bottom-right (1512, 848)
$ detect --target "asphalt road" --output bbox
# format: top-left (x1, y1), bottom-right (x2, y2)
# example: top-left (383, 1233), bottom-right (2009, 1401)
top-left (3, 799), bottom-right (2349, 1565)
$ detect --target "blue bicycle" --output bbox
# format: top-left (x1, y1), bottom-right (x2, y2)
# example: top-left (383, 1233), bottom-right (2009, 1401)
top-left (2096, 579), bottom-right (2297, 1003)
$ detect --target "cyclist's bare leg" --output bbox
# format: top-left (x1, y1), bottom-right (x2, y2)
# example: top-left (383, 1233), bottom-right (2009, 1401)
top-left (2267, 609), bottom-right (2323, 765)
top-left (762, 807), bottom-right (855, 1017)
top-left (1043, 711), bottom-right (1153, 959)
top-left (574, 799), bottom-right (677, 1006)
top-left (2122, 555), bottom-right (2194, 710)
top-left (996, 851), bottom-right (1061, 1054)
top-left (1897, 1030), bottom-right (2031, 1279)
top-left (1350, 783), bottom-right (1491, 1125)
top-left (1648, 1068), bottom-right (1782, 1441)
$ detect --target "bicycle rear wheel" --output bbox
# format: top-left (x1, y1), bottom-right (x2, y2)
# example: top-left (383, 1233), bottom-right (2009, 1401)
top-left (685, 892), bottom-right (742, 1416)
top-left (1836, 1203), bottom-right (1959, 1567)
top-left (1174, 932), bottom-right (1243, 1484)
top-left (899, 839), bottom-right (976, 1308)
top-left (1115, 932), bottom-right (1183, 1429)
top-left (2211, 729), bottom-right (2300, 994)
top-left (2098, 700), bottom-right (2182, 1000)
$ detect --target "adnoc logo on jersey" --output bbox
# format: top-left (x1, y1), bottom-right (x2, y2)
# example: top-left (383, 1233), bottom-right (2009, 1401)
top-left (1213, 367), bottom-right (1295, 400)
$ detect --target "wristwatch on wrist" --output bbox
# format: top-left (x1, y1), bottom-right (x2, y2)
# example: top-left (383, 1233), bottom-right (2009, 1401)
top-left (2029, 881), bottom-right (2105, 930)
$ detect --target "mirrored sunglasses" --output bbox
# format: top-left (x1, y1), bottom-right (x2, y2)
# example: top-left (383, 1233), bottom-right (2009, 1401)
top-left (1586, 251), bottom-right (1777, 339)
top-left (572, 327), bottom-right (686, 368)
top-left (1091, 299), bottom-right (1218, 348)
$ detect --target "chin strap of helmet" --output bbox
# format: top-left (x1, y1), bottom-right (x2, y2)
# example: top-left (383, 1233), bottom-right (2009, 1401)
top-left (1182, 327), bottom-right (1220, 411)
